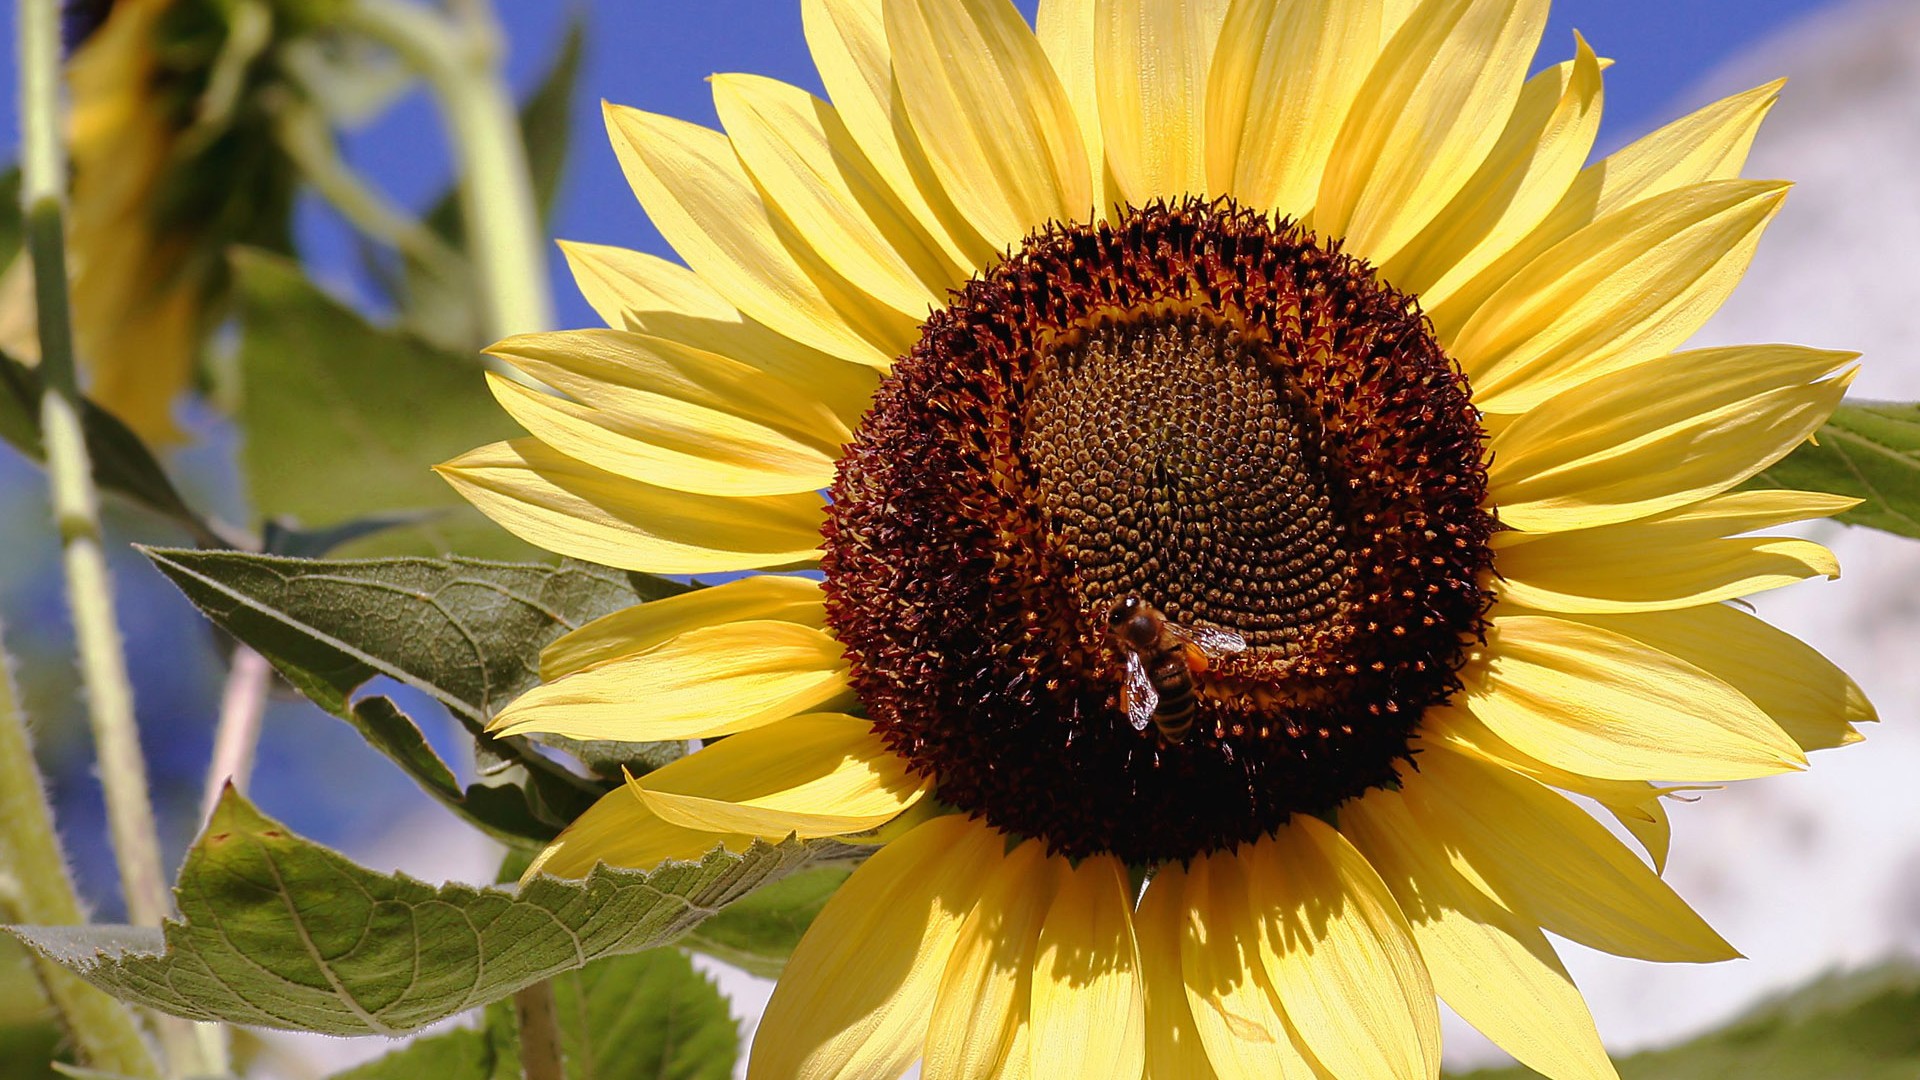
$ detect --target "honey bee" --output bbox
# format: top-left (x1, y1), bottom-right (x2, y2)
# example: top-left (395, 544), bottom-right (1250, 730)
top-left (1107, 597), bottom-right (1246, 744)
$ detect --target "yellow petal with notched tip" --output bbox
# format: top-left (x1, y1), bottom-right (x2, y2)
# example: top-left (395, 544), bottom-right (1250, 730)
top-left (1206, 0), bottom-right (1382, 219)
top-left (1453, 179), bottom-right (1788, 412)
top-left (523, 784), bottom-right (753, 880)
top-left (1558, 606), bottom-right (1873, 753)
top-left (1402, 746), bottom-right (1739, 963)
top-left (1462, 610), bottom-right (1805, 781)
top-left (713, 73), bottom-right (954, 314)
top-left (1426, 78), bottom-right (1781, 328)
top-left (1134, 865), bottom-right (1220, 1080)
top-left (924, 840), bottom-right (1056, 1080)
top-left (438, 439), bottom-right (824, 574)
top-left (543, 574), bottom-right (825, 681)
top-left (1094, 0), bottom-right (1229, 206)
top-left (1488, 345), bottom-right (1856, 530)
top-left (1179, 850), bottom-right (1323, 1080)
top-left (489, 620), bottom-right (850, 742)
top-left (1251, 819), bottom-right (1440, 1080)
top-left (801, 0), bottom-right (990, 270)
top-left (632, 714), bottom-right (926, 837)
top-left (555, 240), bottom-right (880, 432)
top-left (1343, 788), bottom-right (1620, 1080)
top-left (1383, 36), bottom-right (1604, 298)
top-left (1493, 490), bottom-right (1850, 613)
top-left (1315, 0), bottom-right (1550, 266)
top-left (604, 103), bottom-right (910, 367)
top-left (749, 814), bottom-right (1003, 1080)
top-left (883, 0), bottom-right (1092, 252)
top-left (1031, 853), bottom-right (1146, 1080)
top-left (1035, 0), bottom-right (1120, 221)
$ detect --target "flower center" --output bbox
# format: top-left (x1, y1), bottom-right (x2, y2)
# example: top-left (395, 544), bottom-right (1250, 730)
top-left (823, 198), bottom-right (1494, 864)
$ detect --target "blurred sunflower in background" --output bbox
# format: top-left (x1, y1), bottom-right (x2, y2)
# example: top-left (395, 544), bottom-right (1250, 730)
top-left (442, 0), bottom-right (1873, 1076)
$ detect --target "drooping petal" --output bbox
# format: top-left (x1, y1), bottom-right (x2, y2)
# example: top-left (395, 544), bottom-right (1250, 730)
top-left (1404, 745), bottom-right (1740, 962)
top-left (1452, 179), bottom-right (1790, 412)
top-left (1492, 491), bottom-right (1852, 612)
top-left (542, 574), bottom-right (826, 681)
top-left (1205, 0), bottom-right (1382, 219)
top-left (1134, 865), bottom-right (1219, 1080)
top-left (749, 814), bottom-right (1004, 1080)
top-left (1250, 819), bottom-right (1440, 1080)
top-left (554, 240), bottom-right (880, 431)
top-left (1094, 0), bottom-right (1230, 205)
top-left (489, 620), bottom-right (850, 742)
top-left (1178, 850), bottom-right (1322, 1080)
top-left (1488, 345), bottom-right (1856, 529)
top-left (633, 714), bottom-right (927, 837)
top-left (713, 73), bottom-right (957, 313)
top-left (1030, 854), bottom-right (1147, 1080)
top-left (1426, 78), bottom-right (1782, 331)
top-left (801, 0), bottom-right (991, 269)
top-left (437, 439), bottom-right (825, 574)
top-left (883, 0), bottom-right (1093, 251)
top-left (924, 840), bottom-right (1056, 1080)
top-left (604, 103), bottom-right (912, 367)
top-left (1461, 611), bottom-right (1805, 781)
top-left (1382, 35), bottom-right (1604, 298)
top-left (1343, 788), bottom-right (1619, 1080)
top-left (1560, 606), bottom-right (1874, 753)
top-left (1315, 0), bottom-right (1551, 266)
top-left (523, 784), bottom-right (752, 879)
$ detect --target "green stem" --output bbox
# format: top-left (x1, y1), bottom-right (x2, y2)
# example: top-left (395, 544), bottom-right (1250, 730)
top-left (0, 618), bottom-right (160, 1078)
top-left (339, 0), bottom-right (554, 339)
top-left (513, 980), bottom-right (567, 1080)
top-left (18, 1), bottom-right (207, 1073)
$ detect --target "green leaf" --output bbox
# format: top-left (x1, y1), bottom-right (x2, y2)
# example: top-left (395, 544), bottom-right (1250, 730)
top-left (7, 789), bottom-right (855, 1037)
top-left (1749, 402), bottom-right (1920, 540)
top-left (231, 248), bottom-right (530, 558)
top-left (1448, 960), bottom-right (1920, 1080)
top-left (681, 865), bottom-right (849, 978)
top-left (0, 350), bottom-right (223, 544)
top-left (141, 547), bottom-right (687, 842)
top-left (329, 1011), bottom-right (517, 1080)
top-left (0, 168), bottom-right (21, 266)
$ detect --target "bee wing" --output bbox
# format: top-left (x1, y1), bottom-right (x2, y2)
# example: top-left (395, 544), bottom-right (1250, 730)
top-left (1121, 652), bottom-right (1158, 731)
top-left (1171, 623), bottom-right (1247, 656)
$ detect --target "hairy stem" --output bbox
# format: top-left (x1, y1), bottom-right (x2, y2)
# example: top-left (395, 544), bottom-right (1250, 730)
top-left (513, 980), bottom-right (567, 1080)
top-left (199, 646), bottom-right (272, 823)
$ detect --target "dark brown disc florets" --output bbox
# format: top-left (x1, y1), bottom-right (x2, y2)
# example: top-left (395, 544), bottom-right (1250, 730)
top-left (822, 198), bottom-right (1494, 864)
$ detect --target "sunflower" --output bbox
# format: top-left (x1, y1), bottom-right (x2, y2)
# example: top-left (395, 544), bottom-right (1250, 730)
top-left (439, 1), bottom-right (1874, 1076)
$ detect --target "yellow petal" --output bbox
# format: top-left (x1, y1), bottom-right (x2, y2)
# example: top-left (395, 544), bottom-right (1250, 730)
top-left (489, 620), bottom-right (850, 742)
top-left (555, 240), bottom-right (879, 432)
top-left (1251, 819), bottom-right (1439, 1080)
top-left (925, 840), bottom-right (1056, 1080)
top-left (1425, 78), bottom-right (1782, 331)
top-left (543, 574), bottom-right (826, 681)
top-left (1453, 179), bottom-right (1789, 413)
top-left (1402, 745), bottom-right (1738, 962)
top-left (749, 814), bottom-right (1005, 1080)
top-left (523, 784), bottom-right (752, 879)
top-left (1461, 611), bottom-right (1805, 781)
top-left (633, 714), bottom-right (925, 837)
top-left (604, 103), bottom-right (909, 368)
top-left (1134, 866), bottom-right (1219, 1080)
top-left (1343, 788), bottom-right (1619, 1080)
top-left (1561, 606), bottom-right (1874, 753)
top-left (437, 439), bottom-right (824, 574)
top-left (801, 0), bottom-right (991, 270)
top-left (1488, 345), bottom-right (1857, 530)
top-left (1094, 0), bottom-right (1229, 205)
top-left (884, 0), bottom-right (1092, 251)
top-left (713, 72), bottom-right (955, 315)
top-left (1035, 0), bottom-right (1121, 220)
top-left (1206, 0), bottom-right (1383, 219)
top-left (1315, 0), bottom-right (1551, 266)
top-left (1493, 490), bottom-right (1852, 612)
top-left (1179, 850), bottom-right (1322, 1080)
top-left (1383, 35), bottom-right (1605, 298)
top-left (1031, 854), bottom-right (1146, 1080)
